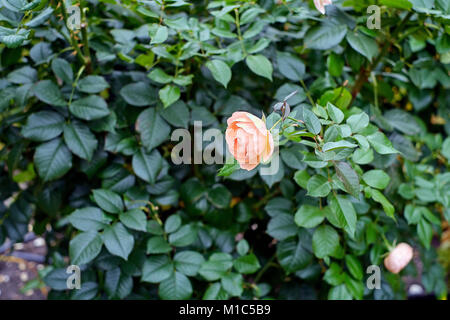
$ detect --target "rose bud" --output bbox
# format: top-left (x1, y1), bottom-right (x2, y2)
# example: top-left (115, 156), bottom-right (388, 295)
top-left (384, 242), bottom-right (414, 274)
top-left (225, 112), bottom-right (274, 171)
top-left (314, 0), bottom-right (333, 14)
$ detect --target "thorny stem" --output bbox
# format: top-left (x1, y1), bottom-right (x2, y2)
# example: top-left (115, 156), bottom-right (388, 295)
top-left (254, 253), bottom-right (276, 283)
top-left (381, 233), bottom-right (394, 251)
top-left (79, 1), bottom-right (92, 73)
top-left (60, 0), bottom-right (86, 65)
top-left (300, 79), bottom-right (315, 106)
top-left (351, 11), bottom-right (413, 105)
top-left (371, 72), bottom-right (379, 109)
top-left (69, 65), bottom-right (86, 106)
top-left (269, 117), bottom-right (283, 131)
top-left (287, 116), bottom-right (304, 124)
top-left (234, 8), bottom-right (247, 57)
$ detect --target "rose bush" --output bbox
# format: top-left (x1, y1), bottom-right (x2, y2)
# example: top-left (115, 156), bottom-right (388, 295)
top-left (0, 0), bottom-right (448, 300)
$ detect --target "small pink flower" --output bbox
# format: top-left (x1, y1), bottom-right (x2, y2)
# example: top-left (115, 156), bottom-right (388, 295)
top-left (384, 243), bottom-right (414, 274)
top-left (314, 0), bottom-right (333, 14)
top-left (225, 112), bottom-right (274, 171)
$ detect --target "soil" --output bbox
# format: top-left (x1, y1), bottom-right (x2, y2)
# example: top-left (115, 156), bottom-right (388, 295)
top-left (0, 234), bottom-right (48, 300)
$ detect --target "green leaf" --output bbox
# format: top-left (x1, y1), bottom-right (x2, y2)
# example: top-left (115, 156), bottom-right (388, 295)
top-left (233, 254), bottom-right (260, 274)
top-left (267, 213), bottom-right (298, 241)
top-left (199, 253), bottom-right (232, 281)
top-left (169, 224), bottom-right (197, 247)
top-left (304, 23), bottom-right (347, 50)
top-left (205, 59), bottom-right (232, 88)
top-left (329, 195), bottom-right (357, 238)
top-left (136, 108), bottom-right (171, 151)
top-left (203, 283), bottom-right (229, 300)
top-left (51, 58), bottom-right (73, 84)
top-left (103, 222), bottom-right (134, 260)
top-left (327, 52), bottom-right (344, 77)
top-left (104, 267), bottom-right (132, 299)
top-left (63, 121), bottom-right (98, 161)
top-left (303, 108), bottom-right (321, 134)
top-left (69, 231), bottom-right (103, 265)
top-left (159, 272), bottom-right (193, 300)
top-left (218, 161), bottom-right (240, 177)
top-left (33, 80), bottom-right (66, 106)
top-left (275, 84), bottom-right (306, 105)
top-left (164, 214), bottom-right (182, 233)
top-left (21, 111), bottom-right (64, 142)
top-left (119, 209), bottom-right (147, 232)
top-left (346, 112), bottom-right (369, 133)
top-left (324, 263), bottom-right (345, 286)
top-left (44, 268), bottom-right (69, 290)
top-left (352, 148), bottom-right (374, 164)
top-left (236, 239), bottom-right (249, 256)
top-left (69, 207), bottom-right (111, 231)
top-left (159, 84), bottom-right (180, 108)
top-left (281, 146), bottom-right (305, 170)
top-left (327, 102), bottom-right (344, 124)
top-left (410, 0), bottom-right (434, 10)
top-left (417, 219), bottom-right (433, 249)
top-left (345, 255), bottom-right (363, 280)
top-left (120, 83), bottom-right (157, 107)
top-left (307, 175), bottom-right (331, 197)
top-left (259, 161), bottom-right (285, 188)
top-left (379, 0), bottom-right (412, 9)
top-left (174, 251), bottom-right (204, 276)
top-left (322, 141), bottom-right (358, 152)
top-left (404, 205), bottom-right (422, 225)
top-left (207, 184), bottom-right (232, 209)
top-left (221, 272), bottom-right (243, 297)
top-left (160, 100), bottom-right (190, 128)
top-left (0, 31), bottom-right (27, 48)
top-left (362, 170), bottom-right (390, 189)
top-left (34, 138), bottom-right (72, 182)
top-left (312, 225), bottom-right (340, 259)
top-left (69, 95), bottom-right (109, 121)
top-left (71, 282), bottom-right (98, 300)
top-left (277, 235), bottom-right (312, 273)
top-left (132, 148), bottom-right (162, 184)
top-left (246, 55), bottom-right (273, 80)
top-left (92, 189), bottom-right (124, 214)
top-left (150, 25), bottom-right (168, 44)
top-left (384, 109), bottom-right (420, 135)
top-left (146, 236), bottom-right (172, 254)
top-left (370, 188), bottom-right (395, 220)
top-left (346, 32), bottom-right (378, 61)
top-left (142, 255), bottom-right (173, 283)
top-left (148, 68), bottom-right (173, 84)
top-left (367, 132), bottom-right (398, 154)
top-left (334, 161), bottom-right (360, 197)
top-left (8, 66), bottom-right (37, 84)
top-left (441, 137), bottom-right (450, 161)
top-left (264, 198), bottom-right (293, 217)
top-left (77, 76), bottom-right (110, 93)
top-left (294, 170), bottom-right (311, 189)
top-left (344, 274), bottom-right (364, 300)
top-left (277, 51), bottom-right (305, 81)
top-left (328, 284), bottom-right (352, 300)
top-left (295, 205), bottom-right (325, 228)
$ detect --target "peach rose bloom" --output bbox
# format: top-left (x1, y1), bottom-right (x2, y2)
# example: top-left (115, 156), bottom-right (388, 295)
top-left (314, 0), bottom-right (333, 14)
top-left (225, 112), bottom-right (274, 171)
top-left (384, 243), bottom-right (414, 274)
